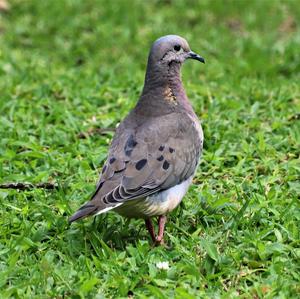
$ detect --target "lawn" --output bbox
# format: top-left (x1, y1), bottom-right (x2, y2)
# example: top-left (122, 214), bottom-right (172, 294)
top-left (0, 0), bottom-right (299, 298)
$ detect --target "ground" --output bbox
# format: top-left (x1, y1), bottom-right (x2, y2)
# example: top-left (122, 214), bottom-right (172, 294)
top-left (0, 0), bottom-right (299, 298)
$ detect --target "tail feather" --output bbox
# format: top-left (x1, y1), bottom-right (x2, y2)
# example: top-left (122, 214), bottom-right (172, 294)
top-left (69, 202), bottom-right (98, 223)
top-left (69, 202), bottom-right (123, 223)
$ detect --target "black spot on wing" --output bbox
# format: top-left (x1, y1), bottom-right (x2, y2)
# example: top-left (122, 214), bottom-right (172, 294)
top-left (158, 145), bottom-right (165, 151)
top-left (114, 167), bottom-right (126, 174)
top-left (90, 181), bottom-right (104, 200)
top-left (109, 157), bottom-right (116, 164)
top-left (103, 191), bottom-right (115, 204)
top-left (102, 165), bottom-right (107, 173)
top-left (136, 159), bottom-right (147, 170)
top-left (124, 134), bottom-right (138, 157)
top-left (157, 155), bottom-right (164, 161)
top-left (169, 147), bottom-right (175, 153)
top-left (102, 196), bottom-right (108, 204)
top-left (163, 160), bottom-right (170, 170)
top-left (112, 187), bottom-right (122, 201)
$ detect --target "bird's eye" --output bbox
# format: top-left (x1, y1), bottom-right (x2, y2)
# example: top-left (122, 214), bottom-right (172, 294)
top-left (174, 45), bottom-right (181, 51)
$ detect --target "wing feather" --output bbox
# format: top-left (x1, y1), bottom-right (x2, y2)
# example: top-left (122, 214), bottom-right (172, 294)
top-left (69, 111), bottom-right (203, 221)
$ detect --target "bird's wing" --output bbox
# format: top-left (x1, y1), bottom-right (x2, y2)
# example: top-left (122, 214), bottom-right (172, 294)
top-left (69, 111), bottom-right (203, 222)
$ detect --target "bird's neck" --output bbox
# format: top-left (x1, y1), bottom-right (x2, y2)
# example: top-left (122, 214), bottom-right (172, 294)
top-left (142, 61), bottom-right (183, 95)
top-left (133, 57), bottom-right (195, 117)
top-left (140, 61), bottom-right (193, 114)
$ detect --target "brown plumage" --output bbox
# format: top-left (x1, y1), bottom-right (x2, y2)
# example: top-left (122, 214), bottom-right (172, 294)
top-left (69, 35), bottom-right (205, 245)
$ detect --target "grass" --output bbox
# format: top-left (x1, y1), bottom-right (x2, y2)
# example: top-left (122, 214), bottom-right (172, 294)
top-left (0, 0), bottom-right (299, 298)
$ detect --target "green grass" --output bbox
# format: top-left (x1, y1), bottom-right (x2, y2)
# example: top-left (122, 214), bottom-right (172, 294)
top-left (0, 0), bottom-right (300, 298)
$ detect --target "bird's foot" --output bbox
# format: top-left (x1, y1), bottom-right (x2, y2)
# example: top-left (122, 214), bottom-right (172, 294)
top-left (155, 235), bottom-right (165, 246)
top-left (145, 216), bottom-right (167, 246)
top-left (155, 215), bottom-right (167, 246)
top-left (145, 219), bottom-right (156, 243)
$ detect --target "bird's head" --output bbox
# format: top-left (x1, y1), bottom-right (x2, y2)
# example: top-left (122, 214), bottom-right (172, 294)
top-left (148, 35), bottom-right (205, 67)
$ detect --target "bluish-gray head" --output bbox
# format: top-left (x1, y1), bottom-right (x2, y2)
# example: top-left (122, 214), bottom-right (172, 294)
top-left (148, 35), bottom-right (205, 66)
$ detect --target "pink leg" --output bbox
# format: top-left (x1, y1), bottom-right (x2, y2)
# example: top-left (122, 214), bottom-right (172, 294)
top-left (145, 219), bottom-right (156, 242)
top-left (156, 215), bottom-right (167, 245)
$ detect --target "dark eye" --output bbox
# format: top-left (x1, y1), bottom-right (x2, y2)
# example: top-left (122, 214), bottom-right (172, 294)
top-left (174, 45), bottom-right (181, 51)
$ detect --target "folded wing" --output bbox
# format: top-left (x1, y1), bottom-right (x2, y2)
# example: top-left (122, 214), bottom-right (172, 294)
top-left (69, 111), bottom-right (202, 222)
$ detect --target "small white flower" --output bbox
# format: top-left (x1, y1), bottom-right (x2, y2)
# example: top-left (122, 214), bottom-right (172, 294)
top-left (156, 261), bottom-right (169, 270)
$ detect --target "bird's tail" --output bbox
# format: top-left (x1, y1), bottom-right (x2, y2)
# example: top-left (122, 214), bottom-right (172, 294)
top-left (69, 202), bottom-right (98, 223)
top-left (69, 200), bottom-right (123, 223)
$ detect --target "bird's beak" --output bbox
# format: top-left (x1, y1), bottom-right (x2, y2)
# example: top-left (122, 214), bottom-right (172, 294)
top-left (187, 51), bottom-right (205, 63)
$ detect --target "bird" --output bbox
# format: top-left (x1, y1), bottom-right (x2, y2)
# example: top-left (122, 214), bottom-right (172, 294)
top-left (69, 35), bottom-right (205, 245)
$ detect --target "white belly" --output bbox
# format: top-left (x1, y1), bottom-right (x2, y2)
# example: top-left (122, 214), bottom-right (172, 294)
top-left (115, 176), bottom-right (193, 218)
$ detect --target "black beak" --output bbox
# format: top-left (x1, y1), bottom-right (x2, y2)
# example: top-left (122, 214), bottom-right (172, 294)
top-left (187, 51), bottom-right (205, 63)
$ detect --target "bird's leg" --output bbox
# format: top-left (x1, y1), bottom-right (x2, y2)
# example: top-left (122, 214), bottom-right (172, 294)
top-left (155, 215), bottom-right (167, 245)
top-left (145, 219), bottom-right (156, 243)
